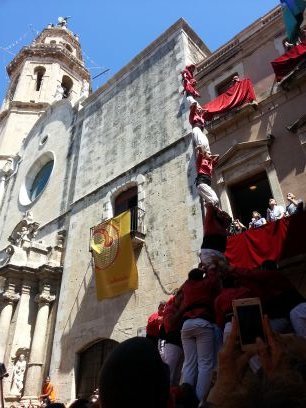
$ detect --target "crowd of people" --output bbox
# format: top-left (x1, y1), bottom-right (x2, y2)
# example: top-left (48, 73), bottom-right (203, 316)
top-left (230, 193), bottom-right (304, 234)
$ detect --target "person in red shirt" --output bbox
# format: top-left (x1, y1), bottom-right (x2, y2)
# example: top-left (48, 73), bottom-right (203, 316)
top-left (189, 104), bottom-right (211, 155)
top-left (200, 203), bottom-right (232, 274)
top-left (195, 149), bottom-right (219, 206)
top-left (163, 290), bottom-right (184, 386)
top-left (180, 267), bottom-right (221, 402)
top-left (214, 274), bottom-right (254, 342)
top-left (181, 64), bottom-right (200, 105)
top-left (146, 301), bottom-right (166, 347)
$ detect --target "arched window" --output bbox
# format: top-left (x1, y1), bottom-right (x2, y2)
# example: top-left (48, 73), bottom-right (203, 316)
top-left (50, 40), bottom-right (56, 45)
top-left (65, 44), bottom-right (73, 52)
top-left (34, 66), bottom-right (46, 92)
top-left (77, 339), bottom-right (118, 399)
top-left (61, 75), bottom-right (73, 98)
top-left (30, 160), bottom-right (54, 201)
top-left (114, 186), bottom-right (138, 216)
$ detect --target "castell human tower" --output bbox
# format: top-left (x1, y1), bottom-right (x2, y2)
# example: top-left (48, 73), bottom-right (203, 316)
top-left (0, 17), bottom-right (90, 171)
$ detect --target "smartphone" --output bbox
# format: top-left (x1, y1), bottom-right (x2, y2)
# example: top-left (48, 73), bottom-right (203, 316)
top-left (232, 297), bottom-right (265, 350)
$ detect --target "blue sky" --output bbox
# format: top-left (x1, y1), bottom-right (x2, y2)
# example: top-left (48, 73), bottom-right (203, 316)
top-left (0, 0), bottom-right (279, 102)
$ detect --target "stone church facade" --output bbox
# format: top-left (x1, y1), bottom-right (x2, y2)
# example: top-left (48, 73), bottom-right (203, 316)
top-left (0, 5), bottom-right (305, 404)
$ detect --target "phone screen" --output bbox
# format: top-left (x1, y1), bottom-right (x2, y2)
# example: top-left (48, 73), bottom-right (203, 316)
top-left (236, 304), bottom-right (264, 345)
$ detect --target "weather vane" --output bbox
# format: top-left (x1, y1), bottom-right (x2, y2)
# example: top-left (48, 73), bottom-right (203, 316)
top-left (57, 16), bottom-right (71, 28)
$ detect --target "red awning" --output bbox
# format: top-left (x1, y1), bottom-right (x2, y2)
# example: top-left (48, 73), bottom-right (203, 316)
top-left (271, 43), bottom-right (306, 82)
top-left (225, 212), bottom-right (306, 269)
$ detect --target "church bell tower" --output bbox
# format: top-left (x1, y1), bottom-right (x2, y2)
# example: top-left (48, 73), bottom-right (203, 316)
top-left (0, 17), bottom-right (90, 161)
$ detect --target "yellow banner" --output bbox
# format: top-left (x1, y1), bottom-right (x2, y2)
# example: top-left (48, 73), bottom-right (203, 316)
top-left (91, 210), bottom-right (138, 300)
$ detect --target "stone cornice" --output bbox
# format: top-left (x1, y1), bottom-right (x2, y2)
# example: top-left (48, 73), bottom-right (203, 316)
top-left (197, 6), bottom-right (282, 78)
top-left (34, 292), bottom-right (55, 305)
top-left (7, 44), bottom-right (90, 81)
top-left (35, 27), bottom-right (82, 57)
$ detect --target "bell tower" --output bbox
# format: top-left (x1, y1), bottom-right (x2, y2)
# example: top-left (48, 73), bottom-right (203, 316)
top-left (0, 17), bottom-right (90, 161)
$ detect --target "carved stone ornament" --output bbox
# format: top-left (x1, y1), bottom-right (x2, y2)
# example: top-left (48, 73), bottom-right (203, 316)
top-left (2, 291), bottom-right (20, 304)
top-left (8, 212), bottom-right (40, 247)
top-left (34, 292), bottom-right (56, 305)
top-left (0, 245), bottom-right (14, 267)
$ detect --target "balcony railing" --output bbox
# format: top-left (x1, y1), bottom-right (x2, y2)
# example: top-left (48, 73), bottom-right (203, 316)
top-left (129, 207), bottom-right (145, 245)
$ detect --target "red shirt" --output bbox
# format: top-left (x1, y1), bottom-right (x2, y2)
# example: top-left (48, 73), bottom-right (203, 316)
top-left (181, 66), bottom-right (200, 97)
top-left (163, 302), bottom-right (181, 334)
top-left (146, 311), bottom-right (163, 337)
top-left (214, 287), bottom-right (253, 328)
top-left (182, 273), bottom-right (220, 321)
top-left (189, 104), bottom-right (205, 128)
top-left (196, 152), bottom-right (216, 177)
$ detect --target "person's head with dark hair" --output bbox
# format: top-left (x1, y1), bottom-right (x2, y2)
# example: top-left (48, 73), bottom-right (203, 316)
top-left (47, 404), bottom-right (65, 408)
top-left (99, 337), bottom-right (170, 408)
top-left (261, 260), bottom-right (278, 271)
top-left (68, 399), bottom-right (90, 408)
top-left (158, 300), bottom-right (166, 315)
top-left (188, 268), bottom-right (204, 280)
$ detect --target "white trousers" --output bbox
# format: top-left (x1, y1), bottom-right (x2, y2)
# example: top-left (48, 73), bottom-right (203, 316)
top-left (290, 302), bottom-right (306, 337)
top-left (164, 343), bottom-right (184, 386)
top-left (197, 183), bottom-right (219, 206)
top-left (192, 127), bottom-right (211, 154)
top-left (181, 318), bottom-right (214, 401)
top-left (186, 95), bottom-right (198, 106)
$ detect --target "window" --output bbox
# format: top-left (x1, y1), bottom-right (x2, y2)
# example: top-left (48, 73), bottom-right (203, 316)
top-left (77, 339), bottom-right (118, 399)
top-left (30, 160), bottom-right (54, 201)
top-left (65, 44), bottom-right (73, 52)
top-left (34, 67), bottom-right (46, 92)
top-left (50, 40), bottom-right (56, 45)
top-left (61, 75), bottom-right (73, 98)
top-left (229, 172), bottom-right (272, 227)
top-left (8, 74), bottom-right (20, 101)
top-left (114, 186), bottom-right (138, 216)
top-left (215, 72), bottom-right (238, 95)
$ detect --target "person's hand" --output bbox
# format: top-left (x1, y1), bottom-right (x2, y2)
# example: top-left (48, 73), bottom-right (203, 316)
top-left (206, 317), bottom-right (256, 405)
top-left (256, 315), bottom-right (287, 378)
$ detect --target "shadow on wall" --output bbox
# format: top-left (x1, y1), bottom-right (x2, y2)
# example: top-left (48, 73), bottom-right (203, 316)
top-left (58, 261), bottom-right (133, 374)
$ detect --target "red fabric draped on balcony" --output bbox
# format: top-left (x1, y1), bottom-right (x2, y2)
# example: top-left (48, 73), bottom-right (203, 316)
top-left (202, 78), bottom-right (256, 121)
top-left (225, 212), bottom-right (306, 269)
top-left (271, 43), bottom-right (306, 82)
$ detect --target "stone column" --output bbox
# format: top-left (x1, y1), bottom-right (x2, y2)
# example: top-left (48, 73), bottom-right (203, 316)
top-left (0, 289), bottom-right (20, 361)
top-left (0, 172), bottom-right (6, 209)
top-left (23, 289), bottom-right (55, 398)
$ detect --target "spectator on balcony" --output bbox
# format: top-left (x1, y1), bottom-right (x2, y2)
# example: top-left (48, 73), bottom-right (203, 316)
top-left (249, 211), bottom-right (266, 229)
top-left (195, 149), bottom-right (219, 206)
top-left (286, 192), bottom-right (304, 216)
top-left (229, 219), bottom-right (247, 235)
top-left (266, 198), bottom-right (286, 222)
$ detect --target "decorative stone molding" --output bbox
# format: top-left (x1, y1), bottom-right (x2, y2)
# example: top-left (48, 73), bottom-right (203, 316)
top-left (8, 212), bottom-right (40, 248)
top-left (215, 137), bottom-right (285, 214)
top-left (0, 245), bottom-right (14, 267)
top-left (34, 292), bottom-right (55, 305)
top-left (102, 174), bottom-right (146, 220)
top-left (1, 291), bottom-right (20, 305)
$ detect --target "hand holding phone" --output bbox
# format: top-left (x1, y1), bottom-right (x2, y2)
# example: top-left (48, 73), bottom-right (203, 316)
top-left (232, 297), bottom-right (265, 351)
